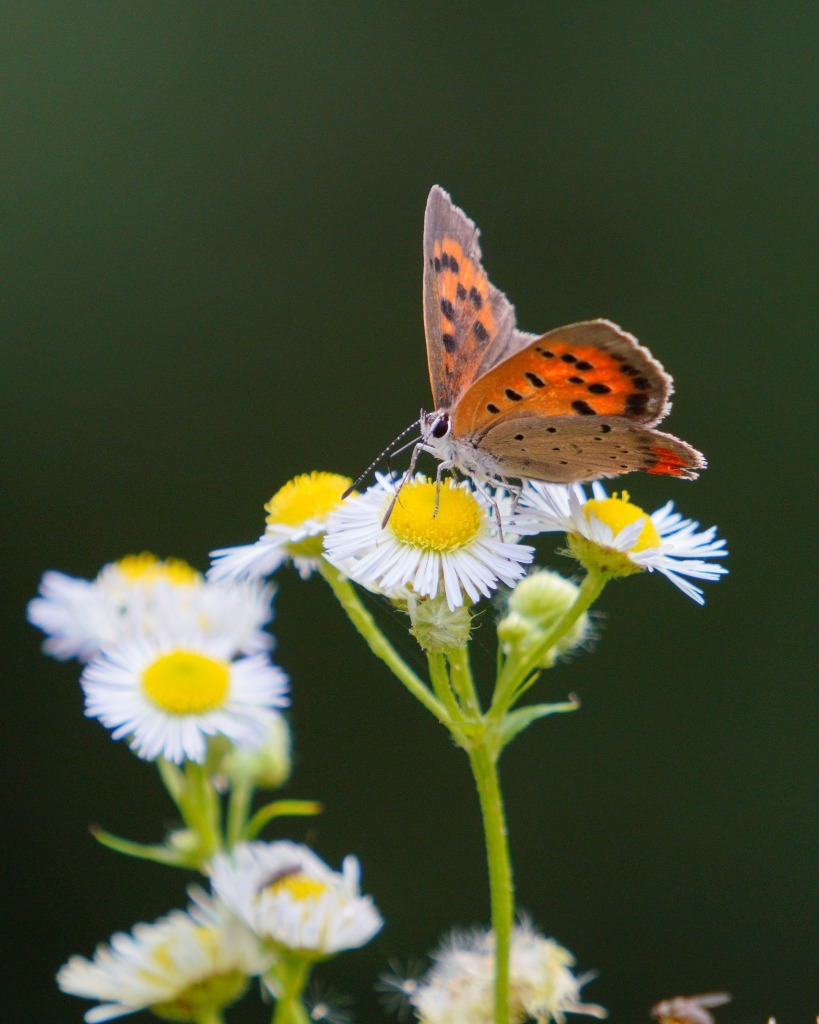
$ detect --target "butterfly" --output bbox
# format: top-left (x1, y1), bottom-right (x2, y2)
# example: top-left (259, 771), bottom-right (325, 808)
top-left (385, 186), bottom-right (705, 506)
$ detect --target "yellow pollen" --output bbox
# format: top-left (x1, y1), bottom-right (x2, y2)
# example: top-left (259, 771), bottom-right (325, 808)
top-left (265, 472), bottom-right (352, 527)
top-left (114, 553), bottom-right (201, 587)
top-left (267, 872), bottom-right (327, 903)
top-left (389, 480), bottom-right (484, 552)
top-left (583, 490), bottom-right (661, 551)
top-left (141, 651), bottom-right (230, 715)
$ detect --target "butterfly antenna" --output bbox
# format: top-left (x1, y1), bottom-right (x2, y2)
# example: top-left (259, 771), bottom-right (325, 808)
top-left (343, 420), bottom-right (421, 499)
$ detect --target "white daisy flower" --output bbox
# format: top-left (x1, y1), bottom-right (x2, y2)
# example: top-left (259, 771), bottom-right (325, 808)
top-left (56, 889), bottom-right (271, 1023)
top-left (80, 633), bottom-right (289, 764)
top-left (28, 552), bottom-right (274, 662)
top-left (517, 482), bottom-right (728, 605)
top-left (323, 474), bottom-right (534, 611)
top-left (208, 840), bottom-right (383, 957)
top-left (410, 923), bottom-right (606, 1024)
top-left (209, 471), bottom-right (353, 583)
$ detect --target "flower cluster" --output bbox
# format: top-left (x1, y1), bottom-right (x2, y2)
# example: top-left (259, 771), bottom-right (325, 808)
top-left (33, 464), bottom-right (728, 1024)
top-left (58, 842), bottom-right (381, 1022)
top-left (29, 553), bottom-right (288, 765)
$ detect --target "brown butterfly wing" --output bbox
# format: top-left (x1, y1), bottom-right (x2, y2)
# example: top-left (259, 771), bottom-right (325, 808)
top-left (474, 415), bottom-right (705, 483)
top-left (423, 186), bottom-right (525, 410)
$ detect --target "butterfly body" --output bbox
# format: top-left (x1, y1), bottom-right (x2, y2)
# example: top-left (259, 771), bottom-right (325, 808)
top-left (413, 186), bottom-right (705, 491)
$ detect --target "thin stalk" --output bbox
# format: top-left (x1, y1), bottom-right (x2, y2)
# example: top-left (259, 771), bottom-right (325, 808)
top-left (180, 761), bottom-right (223, 860)
top-left (447, 644), bottom-right (482, 715)
top-left (318, 560), bottom-right (448, 723)
top-left (270, 957), bottom-right (312, 1024)
top-left (467, 738), bottom-right (513, 1024)
top-left (226, 776), bottom-right (254, 847)
top-left (193, 1010), bottom-right (224, 1024)
top-left (426, 651), bottom-right (461, 721)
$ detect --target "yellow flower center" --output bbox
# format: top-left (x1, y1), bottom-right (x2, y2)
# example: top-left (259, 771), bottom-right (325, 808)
top-left (113, 553), bottom-right (201, 587)
top-left (267, 871), bottom-right (327, 903)
top-left (265, 472), bottom-right (352, 527)
top-left (583, 490), bottom-right (661, 552)
top-left (389, 480), bottom-right (485, 552)
top-left (141, 652), bottom-right (230, 715)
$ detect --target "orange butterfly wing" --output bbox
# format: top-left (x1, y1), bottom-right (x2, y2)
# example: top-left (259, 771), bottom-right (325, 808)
top-left (451, 320), bottom-right (672, 434)
top-left (450, 320), bottom-right (704, 482)
top-left (423, 186), bottom-right (528, 410)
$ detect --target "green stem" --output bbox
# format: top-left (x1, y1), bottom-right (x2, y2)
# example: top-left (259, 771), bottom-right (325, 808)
top-left (318, 560), bottom-right (448, 723)
top-left (427, 652), bottom-right (461, 721)
top-left (193, 1010), bottom-right (224, 1024)
top-left (447, 645), bottom-right (482, 715)
top-left (180, 761), bottom-right (223, 861)
top-left (226, 776), bottom-right (254, 847)
top-left (467, 737), bottom-right (513, 1024)
top-left (270, 956), bottom-right (312, 1024)
top-left (493, 568), bottom-right (608, 714)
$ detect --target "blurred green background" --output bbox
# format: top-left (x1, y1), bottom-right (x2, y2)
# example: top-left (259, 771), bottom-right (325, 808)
top-left (2, 4), bottom-right (816, 1021)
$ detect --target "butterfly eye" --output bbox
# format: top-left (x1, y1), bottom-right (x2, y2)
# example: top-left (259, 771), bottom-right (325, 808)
top-left (431, 414), bottom-right (450, 439)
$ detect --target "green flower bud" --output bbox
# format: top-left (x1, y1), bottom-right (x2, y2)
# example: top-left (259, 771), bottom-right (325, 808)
top-left (498, 570), bottom-right (589, 667)
top-left (408, 594), bottom-right (472, 653)
top-left (221, 713), bottom-right (292, 790)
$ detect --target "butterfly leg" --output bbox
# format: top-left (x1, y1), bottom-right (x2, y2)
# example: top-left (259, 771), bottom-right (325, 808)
top-left (381, 440), bottom-right (428, 528)
top-left (432, 457), bottom-right (456, 518)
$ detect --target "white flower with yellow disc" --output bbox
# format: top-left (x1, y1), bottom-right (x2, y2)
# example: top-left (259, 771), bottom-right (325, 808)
top-left (208, 840), bottom-right (383, 956)
top-left (57, 889), bottom-right (270, 1023)
top-left (517, 481), bottom-right (727, 604)
top-left (209, 471), bottom-right (353, 583)
top-left (80, 633), bottom-right (289, 764)
top-left (322, 474), bottom-right (534, 610)
top-left (28, 552), bottom-right (274, 661)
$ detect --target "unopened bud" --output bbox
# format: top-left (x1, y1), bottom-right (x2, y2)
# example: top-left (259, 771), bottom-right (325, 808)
top-left (222, 713), bottom-right (292, 789)
top-left (498, 570), bottom-right (589, 666)
top-left (408, 594), bottom-right (472, 653)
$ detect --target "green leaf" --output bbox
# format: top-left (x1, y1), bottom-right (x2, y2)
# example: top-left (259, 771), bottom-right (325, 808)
top-left (499, 695), bottom-right (581, 747)
top-left (244, 800), bottom-right (323, 841)
top-left (90, 826), bottom-right (192, 868)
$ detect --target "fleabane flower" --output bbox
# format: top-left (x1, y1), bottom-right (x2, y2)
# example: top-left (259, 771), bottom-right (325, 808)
top-left (518, 482), bottom-right (727, 605)
top-left (28, 553), bottom-right (274, 661)
top-left (208, 840), bottom-right (383, 957)
top-left (323, 474), bottom-right (534, 610)
top-left (409, 923), bottom-right (606, 1024)
top-left (209, 472), bottom-right (353, 583)
top-left (80, 633), bottom-right (289, 764)
top-left (56, 889), bottom-right (270, 1023)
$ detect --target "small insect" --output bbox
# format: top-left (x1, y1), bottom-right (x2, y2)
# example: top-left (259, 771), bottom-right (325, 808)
top-left (651, 992), bottom-right (732, 1024)
top-left (354, 186), bottom-right (706, 521)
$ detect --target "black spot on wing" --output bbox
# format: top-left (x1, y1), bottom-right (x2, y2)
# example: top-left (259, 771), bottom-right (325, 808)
top-left (572, 400), bottom-right (596, 415)
top-left (505, 388), bottom-right (523, 401)
top-left (473, 321), bottom-right (489, 342)
top-left (575, 360), bottom-right (594, 371)
top-left (626, 392), bottom-right (650, 414)
top-left (588, 382), bottom-right (611, 394)
top-left (486, 403), bottom-right (500, 414)
top-left (469, 287), bottom-right (483, 309)
top-left (440, 298), bottom-right (454, 320)
top-left (456, 283), bottom-right (467, 301)
top-left (561, 353), bottom-right (578, 363)
top-left (568, 375), bottom-right (585, 385)
top-left (442, 332), bottom-right (456, 353)
top-left (525, 371), bottom-right (545, 387)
